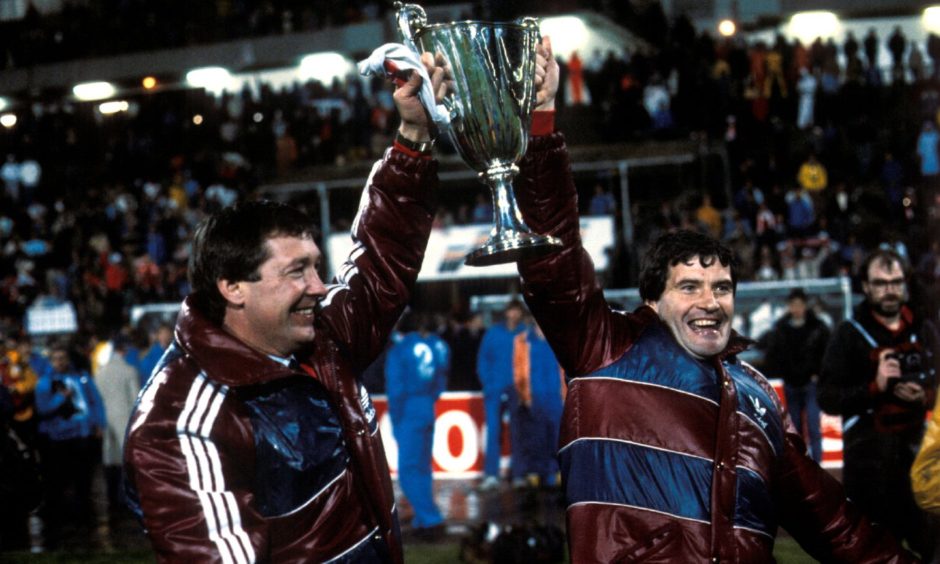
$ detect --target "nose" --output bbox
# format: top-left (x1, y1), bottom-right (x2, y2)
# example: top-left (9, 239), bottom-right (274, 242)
top-left (696, 289), bottom-right (720, 311)
top-left (305, 270), bottom-right (328, 298)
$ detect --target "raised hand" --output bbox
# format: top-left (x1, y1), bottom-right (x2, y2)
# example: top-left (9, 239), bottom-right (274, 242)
top-left (394, 52), bottom-right (451, 142)
top-left (534, 36), bottom-right (559, 111)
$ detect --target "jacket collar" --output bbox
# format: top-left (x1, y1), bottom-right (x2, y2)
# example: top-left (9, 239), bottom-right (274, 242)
top-left (174, 296), bottom-right (301, 388)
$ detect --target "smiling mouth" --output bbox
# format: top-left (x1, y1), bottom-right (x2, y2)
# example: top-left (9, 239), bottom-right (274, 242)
top-left (688, 319), bottom-right (722, 332)
top-left (292, 306), bottom-right (316, 317)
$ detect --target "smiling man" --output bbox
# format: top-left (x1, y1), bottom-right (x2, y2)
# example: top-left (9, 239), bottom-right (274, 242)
top-left (510, 36), bottom-right (914, 563)
top-left (123, 53), bottom-right (448, 563)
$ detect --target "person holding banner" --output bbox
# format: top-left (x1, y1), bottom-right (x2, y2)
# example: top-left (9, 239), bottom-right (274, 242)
top-left (512, 36), bottom-right (914, 562)
top-left (123, 53), bottom-right (450, 563)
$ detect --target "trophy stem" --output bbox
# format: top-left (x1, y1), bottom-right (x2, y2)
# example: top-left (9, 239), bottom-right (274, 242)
top-left (464, 164), bottom-right (562, 266)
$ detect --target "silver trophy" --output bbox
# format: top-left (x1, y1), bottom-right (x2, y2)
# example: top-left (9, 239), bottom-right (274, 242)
top-left (396, 2), bottom-right (562, 266)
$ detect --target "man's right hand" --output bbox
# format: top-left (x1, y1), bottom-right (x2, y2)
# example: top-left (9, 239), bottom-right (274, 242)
top-left (393, 52), bottom-right (450, 143)
top-left (875, 348), bottom-right (901, 392)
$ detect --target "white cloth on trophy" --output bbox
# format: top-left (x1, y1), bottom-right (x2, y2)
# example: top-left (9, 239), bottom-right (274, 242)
top-left (358, 43), bottom-right (451, 129)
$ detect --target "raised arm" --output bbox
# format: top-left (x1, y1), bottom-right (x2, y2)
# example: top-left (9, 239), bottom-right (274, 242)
top-left (516, 37), bottom-right (646, 376)
top-left (316, 54), bottom-right (449, 370)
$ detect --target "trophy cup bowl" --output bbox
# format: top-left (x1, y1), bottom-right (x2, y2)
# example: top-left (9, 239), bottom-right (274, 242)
top-left (397, 2), bottom-right (562, 266)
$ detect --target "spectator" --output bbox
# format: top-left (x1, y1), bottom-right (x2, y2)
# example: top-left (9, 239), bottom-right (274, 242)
top-left (763, 288), bottom-right (830, 462)
top-left (587, 184), bottom-right (616, 216)
top-left (695, 193), bottom-right (722, 239)
top-left (0, 385), bottom-right (41, 552)
top-left (887, 26), bottom-right (907, 83)
top-left (819, 249), bottom-right (938, 559)
top-left (384, 312), bottom-right (449, 540)
top-left (796, 67), bottom-right (817, 130)
top-left (916, 120), bottom-right (940, 186)
top-left (785, 187), bottom-right (816, 238)
top-left (136, 322), bottom-right (172, 387)
top-left (797, 153), bottom-right (828, 195)
top-left (94, 336), bottom-right (139, 515)
top-left (511, 320), bottom-right (564, 489)
top-left (476, 299), bottom-right (527, 491)
top-left (34, 343), bottom-right (106, 544)
top-left (1, 337), bottom-right (38, 444)
top-left (441, 311), bottom-right (483, 391)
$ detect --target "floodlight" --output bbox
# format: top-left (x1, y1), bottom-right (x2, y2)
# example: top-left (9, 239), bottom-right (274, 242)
top-left (788, 11), bottom-right (840, 44)
top-left (186, 67), bottom-right (233, 94)
top-left (540, 16), bottom-right (588, 58)
top-left (73, 81), bottom-right (117, 101)
top-left (98, 101), bottom-right (129, 115)
top-left (718, 19), bottom-right (736, 37)
top-left (924, 7), bottom-right (940, 34)
top-left (298, 53), bottom-right (354, 84)
top-left (0, 113), bottom-right (16, 128)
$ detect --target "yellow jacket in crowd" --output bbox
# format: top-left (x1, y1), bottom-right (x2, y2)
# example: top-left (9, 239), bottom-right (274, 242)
top-left (911, 396), bottom-right (940, 514)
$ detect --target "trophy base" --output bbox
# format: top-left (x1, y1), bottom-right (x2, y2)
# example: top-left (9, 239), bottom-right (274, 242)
top-left (464, 232), bottom-right (563, 266)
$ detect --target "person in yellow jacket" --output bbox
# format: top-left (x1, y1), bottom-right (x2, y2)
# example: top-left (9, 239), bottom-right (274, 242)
top-left (1, 340), bottom-right (38, 441)
top-left (911, 395), bottom-right (940, 514)
top-left (797, 153), bottom-right (828, 193)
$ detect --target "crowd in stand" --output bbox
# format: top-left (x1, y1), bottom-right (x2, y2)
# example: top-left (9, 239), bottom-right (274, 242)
top-left (0, 0), bottom-right (386, 69)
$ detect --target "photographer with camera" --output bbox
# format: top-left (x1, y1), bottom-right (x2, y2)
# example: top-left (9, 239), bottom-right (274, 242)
top-left (819, 248), bottom-right (939, 559)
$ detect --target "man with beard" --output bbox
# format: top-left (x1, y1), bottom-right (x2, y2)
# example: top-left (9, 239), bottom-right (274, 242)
top-left (511, 36), bottom-right (913, 562)
top-left (819, 248), bottom-right (938, 559)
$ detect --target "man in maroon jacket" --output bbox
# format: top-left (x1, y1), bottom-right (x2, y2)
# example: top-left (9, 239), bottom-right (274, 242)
top-left (512, 36), bottom-right (915, 563)
top-left (123, 55), bottom-right (448, 563)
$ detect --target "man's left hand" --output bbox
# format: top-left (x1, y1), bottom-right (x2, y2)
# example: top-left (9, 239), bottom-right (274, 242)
top-left (893, 381), bottom-right (926, 404)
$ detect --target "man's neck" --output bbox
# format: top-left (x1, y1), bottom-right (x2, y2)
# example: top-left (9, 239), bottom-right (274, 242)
top-left (870, 307), bottom-right (903, 332)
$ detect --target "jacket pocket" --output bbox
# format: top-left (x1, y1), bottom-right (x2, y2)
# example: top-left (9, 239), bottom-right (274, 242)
top-left (613, 521), bottom-right (680, 563)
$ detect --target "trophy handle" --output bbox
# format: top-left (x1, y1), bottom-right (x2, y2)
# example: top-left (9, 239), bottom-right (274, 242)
top-left (514, 16), bottom-right (541, 33)
top-left (394, 2), bottom-right (428, 53)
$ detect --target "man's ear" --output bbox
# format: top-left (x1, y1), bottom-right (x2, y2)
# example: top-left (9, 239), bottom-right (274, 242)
top-left (217, 279), bottom-right (246, 306)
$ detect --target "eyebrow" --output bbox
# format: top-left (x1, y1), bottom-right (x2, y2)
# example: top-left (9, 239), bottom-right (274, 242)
top-left (280, 256), bottom-right (318, 273)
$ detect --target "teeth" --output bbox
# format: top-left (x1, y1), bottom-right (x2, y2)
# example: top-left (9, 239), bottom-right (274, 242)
top-left (295, 308), bottom-right (314, 315)
top-left (691, 319), bottom-right (718, 327)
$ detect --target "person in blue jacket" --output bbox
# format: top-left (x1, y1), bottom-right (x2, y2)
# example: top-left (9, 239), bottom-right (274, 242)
top-left (136, 323), bottom-right (173, 387)
top-left (512, 320), bottom-right (565, 488)
top-left (385, 311), bottom-right (449, 540)
top-left (476, 299), bottom-right (527, 490)
top-left (34, 343), bottom-right (106, 540)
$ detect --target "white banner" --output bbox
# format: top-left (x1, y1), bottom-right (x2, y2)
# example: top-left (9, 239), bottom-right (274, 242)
top-left (329, 216), bottom-right (615, 281)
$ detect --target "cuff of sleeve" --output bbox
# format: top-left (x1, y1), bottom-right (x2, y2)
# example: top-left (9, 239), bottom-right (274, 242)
top-left (531, 110), bottom-right (555, 136)
top-left (393, 141), bottom-right (433, 160)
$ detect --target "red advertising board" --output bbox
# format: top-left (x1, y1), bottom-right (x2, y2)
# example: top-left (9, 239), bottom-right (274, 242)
top-left (373, 381), bottom-right (845, 479)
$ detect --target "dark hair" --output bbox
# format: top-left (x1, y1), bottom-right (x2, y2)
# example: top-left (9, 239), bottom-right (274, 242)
top-left (859, 248), bottom-right (906, 282)
top-left (787, 288), bottom-right (808, 302)
top-left (189, 200), bottom-right (318, 325)
top-left (638, 230), bottom-right (738, 302)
